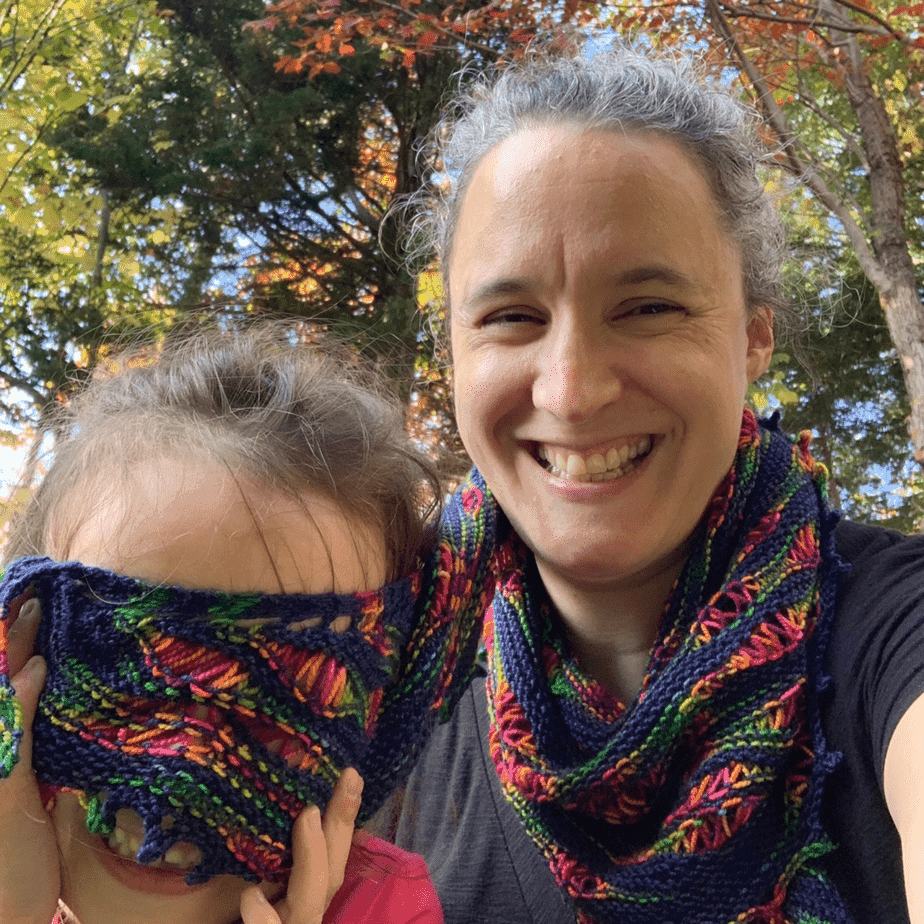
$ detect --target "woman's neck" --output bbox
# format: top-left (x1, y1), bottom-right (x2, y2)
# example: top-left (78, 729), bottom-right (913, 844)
top-left (535, 558), bottom-right (683, 703)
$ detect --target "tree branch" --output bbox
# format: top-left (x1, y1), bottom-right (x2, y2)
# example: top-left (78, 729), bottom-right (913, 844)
top-left (706, 0), bottom-right (890, 292)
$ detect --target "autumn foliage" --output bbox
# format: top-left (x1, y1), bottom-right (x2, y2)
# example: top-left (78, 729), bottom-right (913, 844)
top-left (249, 0), bottom-right (601, 76)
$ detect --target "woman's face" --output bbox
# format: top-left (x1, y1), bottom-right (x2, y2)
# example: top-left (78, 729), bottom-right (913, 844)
top-left (448, 127), bottom-right (773, 613)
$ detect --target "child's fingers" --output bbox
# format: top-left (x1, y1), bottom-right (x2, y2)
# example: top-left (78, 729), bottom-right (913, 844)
top-left (239, 886), bottom-right (282, 924)
top-left (0, 655), bottom-right (61, 924)
top-left (321, 768), bottom-right (363, 905)
top-left (240, 771), bottom-right (363, 924)
top-left (5, 596), bottom-right (40, 678)
top-left (10, 654), bottom-right (46, 733)
top-left (279, 806), bottom-right (329, 924)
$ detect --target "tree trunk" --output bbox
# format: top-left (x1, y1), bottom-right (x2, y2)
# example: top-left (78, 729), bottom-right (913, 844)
top-left (879, 280), bottom-right (924, 462)
top-left (824, 0), bottom-right (924, 462)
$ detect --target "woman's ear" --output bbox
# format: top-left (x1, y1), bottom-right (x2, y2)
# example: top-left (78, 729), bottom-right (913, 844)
top-left (746, 307), bottom-right (774, 382)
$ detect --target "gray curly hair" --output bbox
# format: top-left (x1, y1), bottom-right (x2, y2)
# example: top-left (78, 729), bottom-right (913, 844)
top-left (403, 43), bottom-right (788, 327)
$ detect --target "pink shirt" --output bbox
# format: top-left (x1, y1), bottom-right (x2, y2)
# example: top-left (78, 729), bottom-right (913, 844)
top-left (325, 834), bottom-right (444, 924)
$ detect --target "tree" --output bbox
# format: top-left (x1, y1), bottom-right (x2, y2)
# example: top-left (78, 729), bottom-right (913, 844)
top-left (606, 1), bottom-right (924, 465)
top-left (752, 258), bottom-right (922, 530)
top-left (32, 0), bottom-right (602, 446)
top-left (0, 0), bottom-right (183, 441)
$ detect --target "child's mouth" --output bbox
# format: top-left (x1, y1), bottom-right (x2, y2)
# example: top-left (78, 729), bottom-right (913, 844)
top-left (105, 809), bottom-right (203, 874)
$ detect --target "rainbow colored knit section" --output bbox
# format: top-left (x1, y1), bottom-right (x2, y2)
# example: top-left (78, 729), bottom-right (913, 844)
top-left (479, 412), bottom-right (854, 924)
top-left (0, 473), bottom-right (496, 885)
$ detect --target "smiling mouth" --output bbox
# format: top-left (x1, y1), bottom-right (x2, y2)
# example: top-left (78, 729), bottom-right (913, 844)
top-left (106, 814), bottom-right (203, 874)
top-left (537, 436), bottom-right (653, 483)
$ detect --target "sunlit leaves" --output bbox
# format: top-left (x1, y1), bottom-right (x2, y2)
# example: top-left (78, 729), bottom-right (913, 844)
top-left (256, 0), bottom-right (602, 77)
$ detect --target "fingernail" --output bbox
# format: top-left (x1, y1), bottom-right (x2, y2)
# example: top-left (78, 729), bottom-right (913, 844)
top-left (343, 767), bottom-right (365, 799)
top-left (12, 655), bottom-right (46, 693)
top-left (8, 598), bottom-right (40, 635)
top-left (307, 805), bottom-right (322, 829)
top-left (18, 598), bottom-right (40, 622)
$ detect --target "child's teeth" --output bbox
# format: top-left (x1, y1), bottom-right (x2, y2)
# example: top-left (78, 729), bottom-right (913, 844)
top-left (161, 841), bottom-right (203, 870)
top-left (107, 827), bottom-right (142, 860)
top-left (107, 822), bottom-right (202, 871)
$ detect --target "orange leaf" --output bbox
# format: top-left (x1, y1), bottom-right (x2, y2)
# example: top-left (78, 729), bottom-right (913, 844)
top-left (338, 43), bottom-right (355, 54)
top-left (243, 17), bottom-right (277, 33)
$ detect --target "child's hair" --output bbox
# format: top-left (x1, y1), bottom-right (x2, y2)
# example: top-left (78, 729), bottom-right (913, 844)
top-left (4, 322), bottom-right (441, 580)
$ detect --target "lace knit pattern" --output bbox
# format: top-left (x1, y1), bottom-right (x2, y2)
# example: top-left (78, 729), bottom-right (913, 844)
top-left (0, 474), bottom-right (496, 885)
top-left (480, 412), bottom-right (854, 923)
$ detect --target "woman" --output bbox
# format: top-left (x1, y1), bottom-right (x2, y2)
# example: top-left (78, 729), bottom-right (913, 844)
top-left (384, 45), bottom-right (924, 924)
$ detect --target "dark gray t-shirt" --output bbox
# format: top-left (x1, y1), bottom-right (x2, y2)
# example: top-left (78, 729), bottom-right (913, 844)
top-left (380, 520), bottom-right (924, 924)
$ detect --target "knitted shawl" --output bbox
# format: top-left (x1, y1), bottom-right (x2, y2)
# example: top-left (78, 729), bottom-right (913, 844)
top-left (0, 476), bottom-right (495, 885)
top-left (479, 412), bottom-right (853, 924)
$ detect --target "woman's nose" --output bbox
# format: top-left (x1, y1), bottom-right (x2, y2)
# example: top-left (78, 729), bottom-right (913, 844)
top-left (532, 329), bottom-right (623, 423)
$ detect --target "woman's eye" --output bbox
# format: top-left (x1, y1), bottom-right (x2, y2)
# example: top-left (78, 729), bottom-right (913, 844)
top-left (630, 302), bottom-right (678, 316)
top-left (616, 301), bottom-right (683, 320)
top-left (482, 308), bottom-right (542, 326)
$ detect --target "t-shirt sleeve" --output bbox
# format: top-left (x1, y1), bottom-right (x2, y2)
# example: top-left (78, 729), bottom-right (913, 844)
top-left (323, 834), bottom-right (443, 924)
top-left (830, 520), bottom-right (924, 784)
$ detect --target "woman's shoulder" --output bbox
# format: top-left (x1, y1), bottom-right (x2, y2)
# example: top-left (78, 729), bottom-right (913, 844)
top-left (832, 519), bottom-right (924, 670)
top-left (834, 518), bottom-right (924, 572)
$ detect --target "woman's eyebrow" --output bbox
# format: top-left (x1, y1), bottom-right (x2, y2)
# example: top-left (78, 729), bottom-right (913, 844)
top-left (462, 277), bottom-right (533, 309)
top-left (463, 265), bottom-right (699, 310)
top-left (610, 265), bottom-right (699, 288)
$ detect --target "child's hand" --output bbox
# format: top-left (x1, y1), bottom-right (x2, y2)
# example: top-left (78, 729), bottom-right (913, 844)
top-left (0, 596), bottom-right (62, 924)
top-left (239, 768), bottom-right (364, 924)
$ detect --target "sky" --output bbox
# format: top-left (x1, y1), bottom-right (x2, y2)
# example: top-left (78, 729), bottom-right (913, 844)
top-left (0, 443), bottom-right (26, 494)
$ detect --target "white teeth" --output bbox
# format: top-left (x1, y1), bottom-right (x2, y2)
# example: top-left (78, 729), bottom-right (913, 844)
top-left (586, 453), bottom-right (607, 475)
top-left (539, 436), bottom-right (652, 483)
top-left (107, 823), bottom-right (203, 872)
top-left (107, 826), bottom-right (143, 860)
top-left (566, 454), bottom-right (587, 477)
top-left (163, 843), bottom-right (203, 870)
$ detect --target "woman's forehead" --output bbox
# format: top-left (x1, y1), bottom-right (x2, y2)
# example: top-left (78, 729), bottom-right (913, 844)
top-left (448, 126), bottom-right (739, 304)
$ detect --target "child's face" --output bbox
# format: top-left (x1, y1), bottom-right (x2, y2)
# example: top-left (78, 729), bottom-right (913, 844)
top-left (51, 456), bottom-right (388, 924)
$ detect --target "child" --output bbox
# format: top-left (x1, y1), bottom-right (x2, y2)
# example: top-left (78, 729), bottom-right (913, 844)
top-left (0, 324), bottom-right (493, 924)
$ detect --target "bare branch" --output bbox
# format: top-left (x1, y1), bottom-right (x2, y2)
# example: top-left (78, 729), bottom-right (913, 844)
top-left (705, 0), bottom-right (890, 292)
top-left (722, 4), bottom-right (889, 37)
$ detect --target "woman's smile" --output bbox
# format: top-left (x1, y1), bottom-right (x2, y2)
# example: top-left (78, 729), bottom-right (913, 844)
top-left (534, 435), bottom-right (653, 483)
